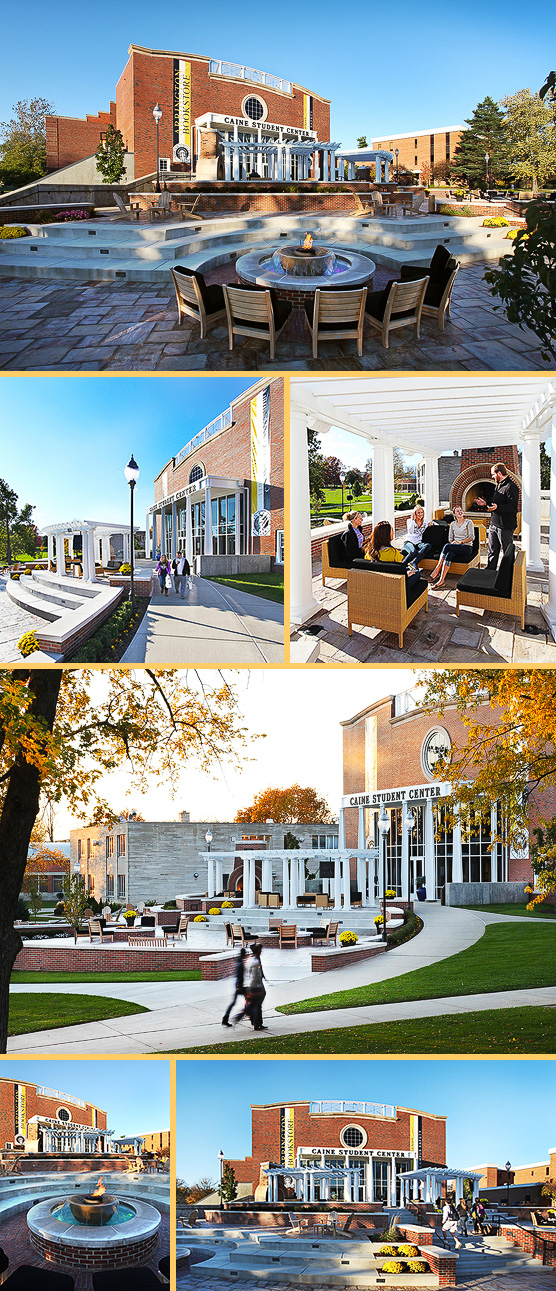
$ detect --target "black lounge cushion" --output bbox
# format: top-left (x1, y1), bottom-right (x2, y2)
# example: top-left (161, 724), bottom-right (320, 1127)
top-left (174, 266), bottom-right (225, 313)
top-left (495, 542), bottom-right (516, 593)
top-left (0, 1248), bottom-right (8, 1275)
top-left (3, 1268), bottom-right (74, 1290)
top-left (365, 285), bottom-right (415, 321)
top-left (327, 534), bottom-right (350, 568)
top-left (159, 1255), bottom-right (170, 1280)
top-left (401, 244), bottom-right (452, 283)
top-left (421, 523), bottom-right (449, 553)
top-left (140, 915), bottom-right (156, 927)
top-left (92, 1269), bottom-right (161, 1290)
top-left (406, 576), bottom-right (428, 607)
top-left (351, 558), bottom-right (411, 576)
top-left (457, 544), bottom-right (515, 600)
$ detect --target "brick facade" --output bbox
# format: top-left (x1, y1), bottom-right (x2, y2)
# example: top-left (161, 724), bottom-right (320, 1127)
top-left (0, 1077), bottom-right (105, 1149)
top-left (371, 128), bottom-right (462, 180)
top-left (46, 46), bottom-right (330, 177)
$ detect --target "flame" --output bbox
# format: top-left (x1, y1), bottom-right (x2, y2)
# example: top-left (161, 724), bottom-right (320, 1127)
top-left (302, 233), bottom-right (313, 250)
top-left (92, 1177), bottom-right (106, 1198)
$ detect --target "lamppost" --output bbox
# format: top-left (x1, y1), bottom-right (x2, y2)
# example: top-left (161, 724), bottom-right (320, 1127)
top-left (153, 103), bottom-right (163, 192)
top-left (378, 806), bottom-right (390, 943)
top-left (505, 1160), bottom-right (511, 1207)
top-left (340, 470), bottom-right (346, 518)
top-left (218, 1149), bottom-right (225, 1206)
top-left (395, 148), bottom-right (399, 182)
top-left (124, 454), bottom-right (140, 608)
top-left (404, 808), bottom-right (415, 905)
top-left (485, 152), bottom-right (490, 190)
top-left (205, 829), bottom-right (213, 852)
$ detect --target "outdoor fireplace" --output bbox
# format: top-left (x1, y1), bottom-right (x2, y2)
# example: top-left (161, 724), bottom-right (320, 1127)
top-left (449, 447), bottom-right (521, 517)
top-left (278, 233), bottom-right (336, 277)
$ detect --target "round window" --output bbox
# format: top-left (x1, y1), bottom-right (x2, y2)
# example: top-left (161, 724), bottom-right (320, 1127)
top-left (340, 1124), bottom-right (367, 1149)
top-left (421, 727), bottom-right (452, 780)
top-left (242, 95), bottom-right (267, 123)
top-left (57, 1107), bottom-right (71, 1122)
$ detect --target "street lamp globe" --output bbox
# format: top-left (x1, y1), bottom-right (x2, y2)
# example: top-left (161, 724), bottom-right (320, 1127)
top-left (73, 860), bottom-right (81, 875)
top-left (152, 104), bottom-right (163, 126)
top-left (205, 829), bottom-right (213, 848)
top-left (124, 454), bottom-right (140, 485)
top-left (378, 807), bottom-right (390, 837)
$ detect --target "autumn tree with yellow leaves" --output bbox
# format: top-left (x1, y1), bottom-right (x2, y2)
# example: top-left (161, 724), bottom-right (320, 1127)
top-left (234, 783), bottom-right (335, 824)
top-left (422, 668), bottom-right (556, 904)
top-left (0, 668), bottom-right (254, 1051)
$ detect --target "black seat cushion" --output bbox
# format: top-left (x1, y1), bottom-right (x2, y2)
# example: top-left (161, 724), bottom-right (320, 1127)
top-left (494, 543), bottom-right (516, 594)
top-left (0, 1250), bottom-right (8, 1275)
top-left (4, 1268), bottom-right (74, 1290)
top-left (159, 1255), bottom-right (170, 1279)
top-left (365, 286), bottom-right (414, 321)
top-left (406, 576), bottom-right (428, 607)
top-left (327, 534), bottom-right (350, 568)
top-left (423, 257), bottom-right (458, 306)
top-left (140, 915), bottom-right (156, 927)
top-left (351, 558), bottom-right (412, 576)
top-left (421, 523), bottom-right (449, 553)
top-left (92, 1269), bottom-right (161, 1290)
top-left (457, 568), bottom-right (507, 598)
top-left (174, 266), bottom-right (225, 314)
top-left (401, 244), bottom-right (452, 285)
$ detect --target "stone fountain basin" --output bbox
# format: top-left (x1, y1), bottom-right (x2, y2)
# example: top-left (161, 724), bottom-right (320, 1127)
top-left (68, 1192), bottom-right (118, 1226)
top-left (27, 1195), bottom-right (161, 1269)
top-left (279, 245), bottom-right (333, 275)
top-left (235, 246), bottom-right (375, 299)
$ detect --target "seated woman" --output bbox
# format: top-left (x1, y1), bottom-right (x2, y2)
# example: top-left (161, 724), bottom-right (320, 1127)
top-left (340, 510), bottom-right (365, 563)
top-left (364, 521), bottom-right (421, 587)
top-left (429, 506), bottom-right (475, 586)
top-left (402, 504), bottom-right (433, 564)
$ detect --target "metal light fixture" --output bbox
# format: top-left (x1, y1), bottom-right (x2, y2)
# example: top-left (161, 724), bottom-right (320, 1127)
top-left (124, 454), bottom-right (139, 608)
top-left (205, 829), bottom-right (213, 851)
top-left (340, 470), bottom-right (346, 517)
top-left (395, 147), bottom-right (399, 182)
top-left (153, 103), bottom-right (163, 192)
top-left (218, 1148), bottom-right (225, 1206)
top-left (485, 152), bottom-right (490, 189)
top-left (505, 1160), bottom-right (511, 1207)
top-left (378, 807), bottom-right (390, 943)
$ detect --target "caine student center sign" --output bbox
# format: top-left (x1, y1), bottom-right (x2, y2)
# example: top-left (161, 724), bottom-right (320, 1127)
top-left (343, 782), bottom-right (451, 809)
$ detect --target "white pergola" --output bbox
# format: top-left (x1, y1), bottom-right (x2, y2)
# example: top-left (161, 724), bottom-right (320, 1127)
top-left (264, 1164), bottom-right (360, 1203)
top-left (221, 138), bottom-right (342, 182)
top-left (42, 519), bottom-right (138, 582)
top-left (202, 847), bottom-right (379, 912)
top-left (336, 147), bottom-right (395, 182)
top-left (400, 1167), bottom-right (483, 1206)
top-left (290, 375), bottom-right (556, 628)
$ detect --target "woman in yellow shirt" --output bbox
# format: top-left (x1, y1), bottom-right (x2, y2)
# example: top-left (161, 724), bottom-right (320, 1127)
top-left (364, 521), bottom-right (420, 586)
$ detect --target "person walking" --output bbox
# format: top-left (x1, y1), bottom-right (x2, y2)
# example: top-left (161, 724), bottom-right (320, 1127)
top-left (156, 554), bottom-right (171, 596)
top-left (221, 947), bottom-right (247, 1027)
top-left (173, 551), bottom-right (191, 599)
top-left (428, 506), bottom-right (475, 587)
top-left (476, 462), bottom-right (519, 570)
top-left (442, 1199), bottom-right (461, 1249)
top-left (233, 943), bottom-right (267, 1031)
top-left (457, 1199), bottom-right (470, 1240)
top-left (472, 1198), bottom-right (486, 1235)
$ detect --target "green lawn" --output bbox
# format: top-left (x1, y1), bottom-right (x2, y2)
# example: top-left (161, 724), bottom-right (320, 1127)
top-left (277, 923), bottom-right (556, 1015)
top-left (207, 573), bottom-right (284, 604)
top-left (311, 489), bottom-right (417, 524)
top-left (11, 970), bottom-right (201, 983)
top-left (8, 993), bottom-right (148, 1036)
top-left (172, 1006), bottom-right (556, 1055)
top-left (461, 902), bottom-right (556, 919)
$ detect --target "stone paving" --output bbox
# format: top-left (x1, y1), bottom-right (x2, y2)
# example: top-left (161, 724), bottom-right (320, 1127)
top-left (0, 262), bottom-right (550, 371)
top-left (178, 1268), bottom-right (556, 1291)
top-left (292, 550), bottom-right (556, 664)
top-left (0, 573), bottom-right (47, 662)
top-left (0, 1207), bottom-right (169, 1289)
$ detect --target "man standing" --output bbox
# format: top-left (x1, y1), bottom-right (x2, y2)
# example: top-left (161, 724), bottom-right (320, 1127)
top-left (477, 463), bottom-right (519, 570)
top-left (172, 551), bottom-right (191, 599)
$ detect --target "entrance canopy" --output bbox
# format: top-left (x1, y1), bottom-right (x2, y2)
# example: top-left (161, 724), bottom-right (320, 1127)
top-left (264, 1165), bottom-right (360, 1204)
top-left (336, 147), bottom-right (395, 182)
top-left (400, 1167), bottom-right (483, 1205)
top-left (41, 519), bottom-right (137, 583)
top-left (290, 375), bottom-right (556, 625)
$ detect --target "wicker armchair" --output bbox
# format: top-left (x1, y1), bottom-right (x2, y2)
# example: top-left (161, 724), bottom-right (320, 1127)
top-left (417, 524), bottom-right (481, 576)
top-left (322, 535), bottom-right (351, 586)
top-left (223, 284), bottom-right (292, 360)
top-left (171, 266), bottom-right (227, 339)
top-left (347, 562), bottom-right (428, 648)
top-left (364, 277), bottom-right (429, 349)
top-left (456, 545), bottom-right (526, 629)
top-left (304, 287), bottom-right (367, 358)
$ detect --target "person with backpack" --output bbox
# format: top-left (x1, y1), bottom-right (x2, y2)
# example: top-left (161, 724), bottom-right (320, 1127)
top-left (221, 947), bottom-right (247, 1027)
top-left (442, 1199), bottom-right (462, 1249)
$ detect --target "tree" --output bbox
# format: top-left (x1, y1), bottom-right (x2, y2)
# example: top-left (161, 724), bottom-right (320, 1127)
top-left (323, 456), bottom-right (346, 487)
top-left (0, 479), bottom-right (37, 563)
top-left (0, 669), bottom-right (255, 1051)
top-left (451, 97), bottom-right (511, 189)
top-left (24, 843), bottom-right (69, 888)
top-left (307, 428), bottom-right (326, 506)
top-left (484, 202), bottom-right (556, 362)
top-left (284, 831), bottom-right (301, 849)
top-left (117, 808), bottom-right (145, 821)
top-left (541, 441), bottom-right (551, 489)
top-left (0, 98), bottom-right (54, 190)
top-left (357, 136), bottom-right (368, 149)
top-left (431, 160), bottom-right (452, 185)
top-left (186, 1177), bottom-right (216, 1203)
top-left (502, 88), bottom-right (556, 192)
top-left (420, 161), bottom-right (432, 187)
top-left (61, 872), bottom-right (89, 941)
top-left (95, 125), bottom-right (127, 184)
top-left (221, 1163), bottom-right (238, 1203)
top-left (393, 448), bottom-right (408, 485)
top-left (235, 784), bottom-right (335, 824)
top-left (421, 669), bottom-right (556, 901)
top-left (26, 877), bottom-right (43, 922)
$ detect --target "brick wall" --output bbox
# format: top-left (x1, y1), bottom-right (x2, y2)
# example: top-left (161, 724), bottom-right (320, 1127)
top-left (500, 1223), bottom-right (556, 1266)
top-left (31, 1228), bottom-right (158, 1270)
top-left (14, 944), bottom-right (233, 980)
top-left (46, 105), bottom-right (117, 172)
top-left (0, 1078), bottom-right (105, 1146)
top-left (311, 942), bottom-right (388, 972)
top-left (372, 129), bottom-right (462, 178)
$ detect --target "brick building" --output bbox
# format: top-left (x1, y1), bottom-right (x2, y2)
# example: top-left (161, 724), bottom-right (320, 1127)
top-left (0, 1077), bottom-right (108, 1155)
top-left (46, 47), bottom-right (330, 180)
top-left (147, 378), bottom-right (284, 569)
top-left (370, 126), bottom-right (462, 179)
top-left (225, 1099), bottom-right (446, 1206)
top-left (141, 1130), bottom-right (170, 1155)
top-left (340, 686), bottom-right (540, 903)
top-left (70, 814), bottom-right (337, 906)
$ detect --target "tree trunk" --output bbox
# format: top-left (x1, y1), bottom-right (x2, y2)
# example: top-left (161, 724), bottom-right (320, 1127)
top-left (5, 517), bottom-right (11, 566)
top-left (0, 670), bottom-right (62, 1051)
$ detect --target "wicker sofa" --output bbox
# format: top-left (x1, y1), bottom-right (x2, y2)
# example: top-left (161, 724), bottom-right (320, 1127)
top-left (417, 521), bottom-right (481, 576)
top-left (347, 559), bottom-right (428, 647)
top-left (456, 544), bottom-right (527, 628)
top-left (321, 533), bottom-right (352, 586)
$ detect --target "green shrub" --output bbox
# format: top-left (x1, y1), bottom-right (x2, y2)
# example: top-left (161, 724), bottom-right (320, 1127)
top-left (387, 909), bottom-right (423, 948)
top-left (484, 201), bottom-right (556, 361)
top-left (0, 226), bottom-right (28, 239)
top-left (438, 203), bottom-right (475, 216)
top-left (17, 631), bottom-right (39, 657)
top-left (17, 897), bottom-right (30, 921)
top-left (483, 216), bottom-right (510, 227)
top-left (163, 900), bottom-right (177, 909)
top-left (69, 598), bottom-right (142, 662)
top-left (339, 930), bottom-right (358, 945)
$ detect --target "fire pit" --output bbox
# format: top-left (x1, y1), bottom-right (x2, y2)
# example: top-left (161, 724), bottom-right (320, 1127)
top-left (278, 234), bottom-right (335, 276)
top-left (68, 1188), bottom-right (118, 1226)
top-left (27, 1178), bottom-right (161, 1270)
top-left (236, 234), bottom-right (375, 304)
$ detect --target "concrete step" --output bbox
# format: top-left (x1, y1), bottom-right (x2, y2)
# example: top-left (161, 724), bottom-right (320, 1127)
top-left (20, 575), bottom-right (85, 611)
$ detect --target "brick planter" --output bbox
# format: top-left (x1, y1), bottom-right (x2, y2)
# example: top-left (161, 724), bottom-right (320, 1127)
top-left (14, 943), bottom-right (229, 980)
top-left (311, 941), bottom-right (388, 972)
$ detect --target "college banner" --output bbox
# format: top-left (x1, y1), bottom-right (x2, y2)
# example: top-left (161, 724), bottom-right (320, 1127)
top-left (250, 386), bottom-right (271, 538)
top-left (280, 1107), bottom-right (295, 1168)
top-left (173, 59), bottom-right (192, 164)
top-left (303, 94), bottom-right (313, 131)
top-left (14, 1084), bottom-right (26, 1138)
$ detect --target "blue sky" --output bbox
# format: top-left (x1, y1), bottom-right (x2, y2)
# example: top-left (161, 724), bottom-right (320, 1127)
top-left (2, 0), bottom-right (555, 149)
top-left (0, 1060), bottom-right (169, 1136)
top-left (0, 377), bottom-right (254, 531)
top-left (176, 1059), bottom-right (555, 1182)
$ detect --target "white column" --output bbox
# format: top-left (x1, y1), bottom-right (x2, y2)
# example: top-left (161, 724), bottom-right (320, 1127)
top-left (349, 162), bottom-right (355, 181)
top-left (452, 822), bottom-right (463, 884)
top-left (88, 529), bottom-right (97, 581)
top-left (375, 158), bottom-right (382, 183)
top-left (204, 486), bottom-right (212, 555)
top-left (383, 443), bottom-right (395, 526)
top-left (257, 126), bottom-right (262, 176)
top-left (334, 856), bottom-right (342, 909)
top-left (81, 532), bottom-right (89, 581)
top-left (372, 445), bottom-right (388, 530)
top-left (490, 802), bottom-right (499, 882)
top-left (232, 142), bottom-right (240, 182)
top-left (224, 145), bottom-right (231, 182)
top-left (343, 1172), bottom-right (351, 1202)
top-left (249, 856), bottom-right (257, 908)
top-left (339, 809), bottom-right (346, 849)
top-left (282, 856), bottom-right (290, 909)
top-left (207, 856), bottom-right (215, 898)
top-left (160, 509), bottom-right (166, 556)
top-left (402, 813), bottom-right (410, 902)
top-left (384, 159), bottom-right (390, 182)
top-left (235, 489), bottom-right (241, 554)
top-left (544, 410), bottom-right (556, 638)
top-left (262, 856), bottom-right (272, 892)
top-left (241, 856), bottom-right (248, 907)
top-left (186, 497), bottom-right (193, 566)
top-left (171, 502), bottom-right (177, 560)
top-left (390, 1159), bottom-right (397, 1206)
top-left (56, 533), bottom-right (64, 575)
top-left (521, 432), bottom-right (544, 572)
top-left (425, 799), bottom-right (435, 898)
top-left (47, 534), bottom-right (54, 566)
top-left (342, 853), bottom-right (351, 910)
top-left (290, 405), bottom-right (318, 623)
top-left (358, 807), bottom-right (365, 848)
top-left (289, 854), bottom-right (299, 907)
top-left (145, 513), bottom-right (151, 559)
top-left (423, 455), bottom-right (440, 521)
top-left (215, 858), bottom-right (223, 892)
top-left (284, 145), bottom-right (292, 181)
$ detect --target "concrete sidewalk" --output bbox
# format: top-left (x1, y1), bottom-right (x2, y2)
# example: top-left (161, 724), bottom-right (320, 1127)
top-left (121, 575), bottom-right (284, 663)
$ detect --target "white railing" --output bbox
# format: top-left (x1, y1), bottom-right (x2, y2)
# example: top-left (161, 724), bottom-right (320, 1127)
top-left (175, 407), bottom-right (233, 466)
top-left (310, 1101), bottom-right (396, 1118)
top-left (209, 59), bottom-right (291, 94)
top-left (36, 1087), bottom-right (87, 1110)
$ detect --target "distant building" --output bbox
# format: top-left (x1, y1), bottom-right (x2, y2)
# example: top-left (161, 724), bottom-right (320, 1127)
top-left (24, 842), bottom-right (70, 895)
top-left (0, 1076), bottom-right (107, 1155)
top-left (370, 126), bottom-right (463, 178)
top-left (141, 1130), bottom-right (170, 1155)
top-left (473, 1150), bottom-right (556, 1206)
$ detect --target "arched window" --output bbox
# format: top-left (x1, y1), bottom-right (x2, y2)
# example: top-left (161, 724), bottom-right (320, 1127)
top-left (189, 464), bottom-right (205, 484)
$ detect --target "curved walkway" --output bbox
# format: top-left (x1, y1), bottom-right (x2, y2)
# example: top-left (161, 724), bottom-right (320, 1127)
top-left (121, 575), bottom-right (284, 663)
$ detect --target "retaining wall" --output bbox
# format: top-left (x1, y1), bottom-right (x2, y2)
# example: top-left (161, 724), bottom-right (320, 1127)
top-left (445, 882), bottom-right (542, 906)
top-left (14, 943), bottom-right (226, 979)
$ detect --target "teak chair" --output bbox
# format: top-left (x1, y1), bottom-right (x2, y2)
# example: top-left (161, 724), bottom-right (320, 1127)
top-left (279, 924), bottom-right (298, 949)
top-left (365, 277), bottom-right (429, 349)
top-left (223, 284), bottom-right (292, 361)
top-left (305, 287), bottom-right (367, 358)
top-left (347, 564), bottom-right (428, 648)
top-left (171, 267), bottom-right (227, 339)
